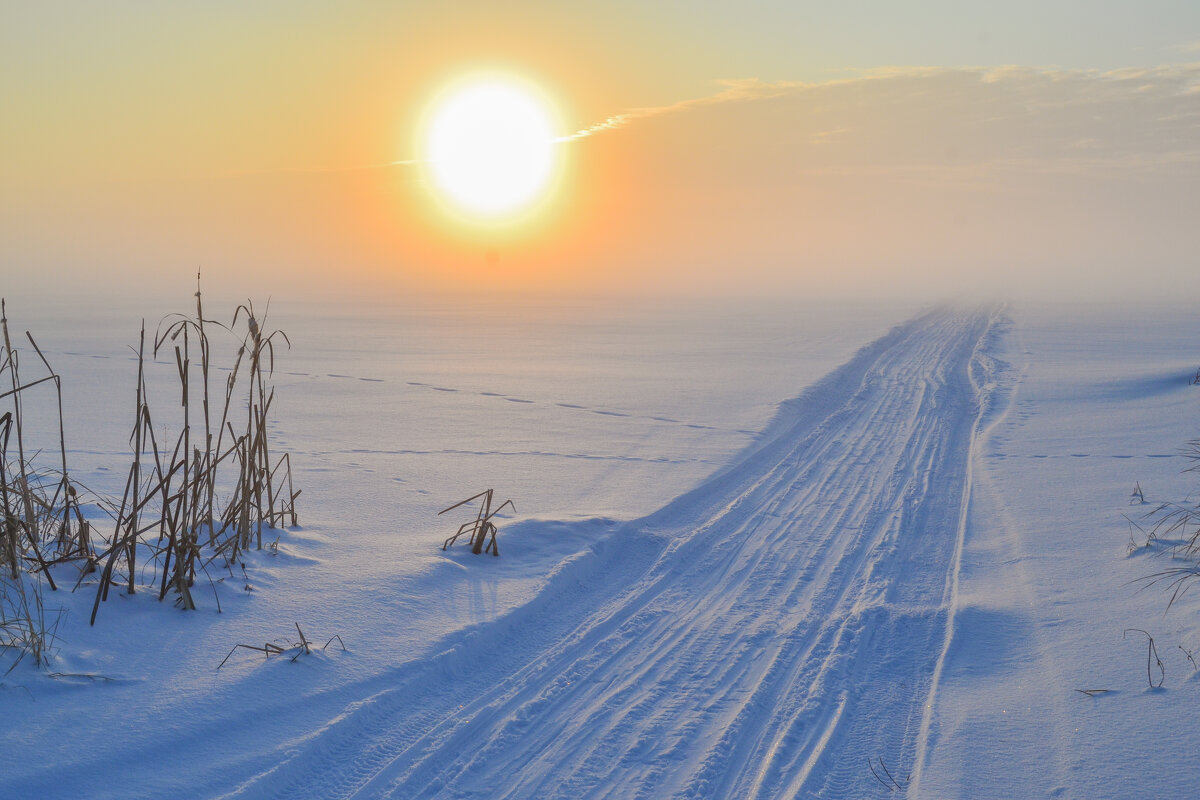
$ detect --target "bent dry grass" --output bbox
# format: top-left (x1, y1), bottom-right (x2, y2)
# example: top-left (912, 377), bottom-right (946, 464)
top-left (439, 488), bottom-right (514, 556)
top-left (1128, 446), bottom-right (1200, 612)
top-left (217, 623), bottom-right (346, 670)
top-left (0, 283), bottom-right (302, 670)
top-left (1121, 431), bottom-right (1200, 606)
top-left (1, 299), bottom-right (81, 669)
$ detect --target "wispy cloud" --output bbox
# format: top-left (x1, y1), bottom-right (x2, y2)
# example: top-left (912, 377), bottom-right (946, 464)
top-left (809, 128), bottom-right (850, 145)
top-left (556, 64), bottom-right (1200, 175)
top-left (553, 79), bottom-right (802, 142)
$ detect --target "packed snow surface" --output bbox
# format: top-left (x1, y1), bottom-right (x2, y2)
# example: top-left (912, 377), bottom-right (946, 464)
top-left (3, 296), bottom-right (1200, 799)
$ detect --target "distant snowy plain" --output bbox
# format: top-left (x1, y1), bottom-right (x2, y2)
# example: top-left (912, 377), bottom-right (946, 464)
top-left (2, 295), bottom-right (1199, 799)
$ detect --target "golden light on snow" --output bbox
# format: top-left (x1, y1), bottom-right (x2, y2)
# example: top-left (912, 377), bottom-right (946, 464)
top-left (419, 75), bottom-right (563, 224)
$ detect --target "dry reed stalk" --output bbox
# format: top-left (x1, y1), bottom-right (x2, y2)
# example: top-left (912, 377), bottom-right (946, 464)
top-left (268, 453), bottom-right (299, 527)
top-left (22, 332), bottom-right (73, 554)
top-left (0, 412), bottom-right (17, 579)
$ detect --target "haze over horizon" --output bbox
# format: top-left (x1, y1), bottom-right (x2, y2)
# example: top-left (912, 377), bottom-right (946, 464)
top-left (3, 2), bottom-right (1198, 305)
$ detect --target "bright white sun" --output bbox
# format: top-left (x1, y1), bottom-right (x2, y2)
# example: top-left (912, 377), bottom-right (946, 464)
top-left (421, 76), bottom-right (561, 221)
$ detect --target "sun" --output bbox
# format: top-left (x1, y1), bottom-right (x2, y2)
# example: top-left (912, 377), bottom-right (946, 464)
top-left (420, 75), bottom-right (563, 223)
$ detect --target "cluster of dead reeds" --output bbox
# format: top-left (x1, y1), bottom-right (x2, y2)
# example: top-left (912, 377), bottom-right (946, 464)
top-left (1, 299), bottom-right (87, 668)
top-left (91, 288), bottom-right (300, 621)
top-left (1, 285), bottom-right (300, 669)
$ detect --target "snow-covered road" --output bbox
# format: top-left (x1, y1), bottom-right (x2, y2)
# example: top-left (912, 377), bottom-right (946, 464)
top-left (246, 308), bottom-right (1000, 799)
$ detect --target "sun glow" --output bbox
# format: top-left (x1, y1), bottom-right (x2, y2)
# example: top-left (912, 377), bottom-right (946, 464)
top-left (420, 75), bottom-right (563, 223)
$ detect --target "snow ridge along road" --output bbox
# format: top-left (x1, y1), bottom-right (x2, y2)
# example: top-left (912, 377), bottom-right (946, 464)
top-left (248, 307), bottom-right (1003, 800)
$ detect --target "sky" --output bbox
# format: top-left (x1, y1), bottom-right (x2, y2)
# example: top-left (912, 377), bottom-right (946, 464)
top-left (2, 1), bottom-right (1199, 304)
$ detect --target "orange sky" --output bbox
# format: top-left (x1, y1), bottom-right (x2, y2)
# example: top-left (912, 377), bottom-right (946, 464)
top-left (3, 3), bottom-right (1199, 304)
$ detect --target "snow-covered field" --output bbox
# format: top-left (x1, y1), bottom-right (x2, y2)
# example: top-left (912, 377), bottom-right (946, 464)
top-left (3, 296), bottom-right (1200, 799)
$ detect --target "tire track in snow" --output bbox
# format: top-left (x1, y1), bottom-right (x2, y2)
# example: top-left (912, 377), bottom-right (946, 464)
top-left (907, 312), bottom-right (1006, 795)
top-left (238, 307), bottom-right (1000, 800)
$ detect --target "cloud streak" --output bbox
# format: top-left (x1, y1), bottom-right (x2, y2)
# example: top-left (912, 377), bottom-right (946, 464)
top-left (555, 64), bottom-right (1200, 174)
top-left (553, 79), bottom-right (800, 142)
